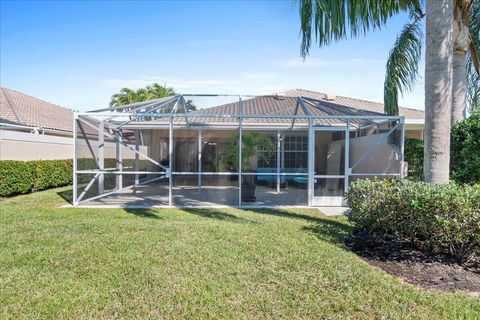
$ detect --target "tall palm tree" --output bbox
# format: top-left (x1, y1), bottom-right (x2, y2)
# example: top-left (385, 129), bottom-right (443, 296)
top-left (424, 0), bottom-right (454, 184)
top-left (110, 83), bottom-right (196, 111)
top-left (383, 0), bottom-right (478, 122)
top-left (299, 1), bottom-right (479, 117)
top-left (297, 0), bottom-right (476, 183)
top-left (451, 0), bottom-right (480, 124)
top-left (379, 1), bottom-right (479, 119)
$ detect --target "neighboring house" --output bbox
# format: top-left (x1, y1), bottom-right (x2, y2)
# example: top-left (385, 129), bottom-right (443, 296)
top-left (0, 87), bottom-right (74, 160)
top-left (0, 87), bottom-right (125, 161)
top-left (73, 91), bottom-right (425, 207)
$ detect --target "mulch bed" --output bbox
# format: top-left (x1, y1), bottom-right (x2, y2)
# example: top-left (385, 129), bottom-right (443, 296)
top-left (345, 230), bottom-right (480, 295)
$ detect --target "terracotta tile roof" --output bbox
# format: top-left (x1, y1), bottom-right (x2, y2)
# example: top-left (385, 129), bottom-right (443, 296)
top-left (184, 91), bottom-right (407, 127)
top-left (0, 87), bottom-right (74, 132)
top-left (281, 89), bottom-right (425, 119)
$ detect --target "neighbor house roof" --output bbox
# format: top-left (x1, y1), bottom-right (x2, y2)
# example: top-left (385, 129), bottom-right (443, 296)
top-left (0, 87), bottom-right (74, 133)
top-left (281, 89), bottom-right (425, 120)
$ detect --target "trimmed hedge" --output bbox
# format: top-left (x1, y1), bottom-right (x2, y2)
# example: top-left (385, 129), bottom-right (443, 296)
top-left (451, 111), bottom-right (480, 184)
top-left (346, 178), bottom-right (480, 261)
top-left (0, 159), bottom-right (72, 197)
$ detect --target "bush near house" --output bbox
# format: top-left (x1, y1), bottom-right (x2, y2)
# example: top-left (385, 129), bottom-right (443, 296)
top-left (403, 112), bottom-right (480, 184)
top-left (346, 178), bottom-right (480, 262)
top-left (451, 111), bottom-right (480, 184)
top-left (404, 137), bottom-right (424, 181)
top-left (0, 159), bottom-right (72, 197)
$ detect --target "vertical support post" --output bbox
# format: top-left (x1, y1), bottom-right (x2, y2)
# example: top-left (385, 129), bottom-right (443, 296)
top-left (307, 118), bottom-right (314, 206)
top-left (238, 96), bottom-right (243, 206)
top-left (134, 130), bottom-right (140, 185)
top-left (281, 133), bottom-right (285, 173)
top-left (168, 114), bottom-right (173, 206)
top-left (198, 129), bottom-right (202, 192)
top-left (344, 119), bottom-right (350, 195)
top-left (400, 117), bottom-right (405, 173)
top-left (98, 120), bottom-right (105, 194)
top-left (276, 131), bottom-right (281, 193)
top-left (72, 115), bottom-right (78, 206)
top-left (116, 131), bottom-right (123, 190)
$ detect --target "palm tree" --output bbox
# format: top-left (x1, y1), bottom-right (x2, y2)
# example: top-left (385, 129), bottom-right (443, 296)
top-left (298, 1), bottom-right (479, 118)
top-left (110, 88), bottom-right (141, 107)
top-left (451, 0), bottom-right (480, 124)
top-left (297, 0), bottom-right (478, 183)
top-left (110, 83), bottom-right (196, 111)
top-left (423, 0), bottom-right (454, 184)
top-left (384, 0), bottom-right (478, 123)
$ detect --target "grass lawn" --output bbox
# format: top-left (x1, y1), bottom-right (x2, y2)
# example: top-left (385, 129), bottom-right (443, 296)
top-left (1, 187), bottom-right (479, 319)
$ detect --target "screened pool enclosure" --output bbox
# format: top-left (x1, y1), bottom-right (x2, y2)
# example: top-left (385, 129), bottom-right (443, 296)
top-left (73, 94), bottom-right (405, 207)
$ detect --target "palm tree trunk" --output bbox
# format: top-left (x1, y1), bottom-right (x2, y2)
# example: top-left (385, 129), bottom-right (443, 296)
top-left (424, 0), bottom-right (454, 184)
top-left (452, 51), bottom-right (468, 124)
top-left (451, 5), bottom-right (471, 125)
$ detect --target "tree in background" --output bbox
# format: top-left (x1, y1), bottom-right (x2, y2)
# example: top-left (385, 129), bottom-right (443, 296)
top-left (110, 83), bottom-right (196, 111)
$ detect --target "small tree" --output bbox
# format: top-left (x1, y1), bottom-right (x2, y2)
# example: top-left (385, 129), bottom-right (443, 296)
top-left (221, 132), bottom-right (273, 172)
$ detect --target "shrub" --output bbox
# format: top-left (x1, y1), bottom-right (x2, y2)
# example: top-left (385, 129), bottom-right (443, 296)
top-left (32, 159), bottom-right (73, 191)
top-left (451, 111), bottom-right (480, 184)
top-left (404, 138), bottom-right (423, 181)
top-left (0, 161), bottom-right (36, 196)
top-left (346, 178), bottom-right (480, 261)
top-left (0, 159), bottom-right (72, 197)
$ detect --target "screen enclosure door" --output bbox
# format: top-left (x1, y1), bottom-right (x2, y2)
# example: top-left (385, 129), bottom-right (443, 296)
top-left (311, 128), bottom-right (347, 206)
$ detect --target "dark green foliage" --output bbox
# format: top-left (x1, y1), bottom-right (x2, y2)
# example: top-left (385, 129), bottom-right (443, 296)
top-left (404, 137), bottom-right (423, 181)
top-left (0, 159), bottom-right (72, 197)
top-left (346, 179), bottom-right (480, 261)
top-left (451, 112), bottom-right (480, 184)
top-left (32, 160), bottom-right (73, 191)
top-left (221, 132), bottom-right (273, 171)
top-left (0, 161), bottom-right (36, 196)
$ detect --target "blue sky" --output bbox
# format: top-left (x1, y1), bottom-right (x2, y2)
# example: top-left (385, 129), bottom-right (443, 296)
top-left (1, 0), bottom-right (425, 112)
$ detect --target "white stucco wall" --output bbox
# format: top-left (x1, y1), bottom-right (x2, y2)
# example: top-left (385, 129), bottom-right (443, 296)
top-left (0, 129), bottom-right (139, 161)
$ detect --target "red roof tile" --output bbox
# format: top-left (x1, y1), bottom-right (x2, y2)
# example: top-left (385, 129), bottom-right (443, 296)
top-left (0, 87), bottom-right (73, 132)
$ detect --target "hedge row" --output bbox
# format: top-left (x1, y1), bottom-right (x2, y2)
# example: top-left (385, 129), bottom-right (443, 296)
top-left (0, 160), bottom-right (73, 197)
top-left (346, 178), bottom-right (480, 261)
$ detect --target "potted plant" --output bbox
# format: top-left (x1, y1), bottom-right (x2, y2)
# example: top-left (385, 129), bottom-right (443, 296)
top-left (221, 132), bottom-right (273, 202)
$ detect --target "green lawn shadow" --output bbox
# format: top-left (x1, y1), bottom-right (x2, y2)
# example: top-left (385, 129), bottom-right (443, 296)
top-left (243, 208), bottom-right (353, 246)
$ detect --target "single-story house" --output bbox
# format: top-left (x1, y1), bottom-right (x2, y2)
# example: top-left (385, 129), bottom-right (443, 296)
top-left (0, 87), bottom-right (129, 161)
top-left (73, 90), bottom-right (425, 208)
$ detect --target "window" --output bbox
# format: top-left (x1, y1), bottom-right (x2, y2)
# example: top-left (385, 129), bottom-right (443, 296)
top-left (257, 134), bottom-right (308, 169)
top-left (283, 135), bottom-right (308, 169)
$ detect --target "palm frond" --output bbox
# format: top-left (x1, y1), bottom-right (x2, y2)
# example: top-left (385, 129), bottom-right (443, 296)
top-left (298, 0), bottom-right (421, 57)
top-left (467, 0), bottom-right (480, 111)
top-left (383, 17), bottom-right (423, 115)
